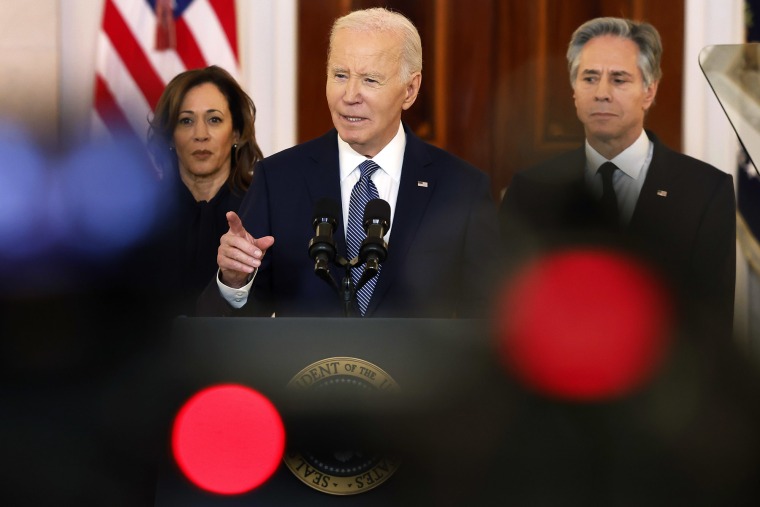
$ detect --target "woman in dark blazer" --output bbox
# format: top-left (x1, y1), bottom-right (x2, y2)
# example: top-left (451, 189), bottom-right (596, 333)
top-left (147, 65), bottom-right (264, 315)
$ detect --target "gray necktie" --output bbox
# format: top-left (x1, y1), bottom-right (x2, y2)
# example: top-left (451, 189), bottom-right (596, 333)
top-left (598, 161), bottom-right (619, 226)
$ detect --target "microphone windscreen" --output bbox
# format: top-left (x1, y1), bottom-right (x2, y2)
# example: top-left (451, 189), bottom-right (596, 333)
top-left (363, 198), bottom-right (391, 224)
top-left (313, 197), bottom-right (341, 223)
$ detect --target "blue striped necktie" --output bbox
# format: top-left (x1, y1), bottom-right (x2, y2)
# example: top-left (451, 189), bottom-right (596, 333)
top-left (346, 160), bottom-right (381, 316)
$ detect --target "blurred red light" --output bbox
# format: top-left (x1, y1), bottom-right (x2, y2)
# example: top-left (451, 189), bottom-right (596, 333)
top-left (172, 384), bottom-right (286, 495)
top-left (496, 249), bottom-right (674, 401)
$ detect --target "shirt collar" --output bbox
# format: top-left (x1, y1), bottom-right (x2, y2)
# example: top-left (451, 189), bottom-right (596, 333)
top-left (338, 122), bottom-right (406, 182)
top-left (585, 129), bottom-right (650, 179)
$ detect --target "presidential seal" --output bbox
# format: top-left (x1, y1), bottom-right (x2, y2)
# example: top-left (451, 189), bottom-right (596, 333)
top-left (283, 357), bottom-right (401, 495)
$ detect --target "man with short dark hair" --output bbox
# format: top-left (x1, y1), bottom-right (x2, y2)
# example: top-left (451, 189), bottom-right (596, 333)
top-left (500, 17), bottom-right (736, 339)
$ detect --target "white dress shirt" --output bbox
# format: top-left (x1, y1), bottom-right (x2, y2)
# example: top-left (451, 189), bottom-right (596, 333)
top-left (338, 121), bottom-right (405, 241)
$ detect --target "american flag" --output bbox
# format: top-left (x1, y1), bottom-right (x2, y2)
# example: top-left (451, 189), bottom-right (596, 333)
top-left (92, 0), bottom-right (239, 143)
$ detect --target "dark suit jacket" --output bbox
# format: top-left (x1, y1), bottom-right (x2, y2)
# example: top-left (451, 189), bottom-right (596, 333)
top-left (172, 181), bottom-right (245, 315)
top-left (500, 131), bottom-right (736, 338)
top-left (199, 124), bottom-right (500, 318)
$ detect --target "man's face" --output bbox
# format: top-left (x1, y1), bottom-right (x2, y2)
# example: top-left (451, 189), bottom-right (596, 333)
top-left (573, 35), bottom-right (658, 155)
top-left (326, 28), bottom-right (420, 157)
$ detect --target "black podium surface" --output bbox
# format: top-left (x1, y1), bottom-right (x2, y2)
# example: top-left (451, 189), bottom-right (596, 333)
top-left (140, 314), bottom-right (760, 507)
top-left (153, 317), bottom-right (507, 506)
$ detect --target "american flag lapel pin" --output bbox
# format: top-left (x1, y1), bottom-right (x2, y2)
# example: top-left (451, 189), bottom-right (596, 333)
top-left (417, 181), bottom-right (428, 188)
top-left (656, 190), bottom-right (668, 197)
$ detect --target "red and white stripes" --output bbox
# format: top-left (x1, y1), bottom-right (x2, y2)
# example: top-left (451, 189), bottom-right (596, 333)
top-left (92, 0), bottom-right (238, 143)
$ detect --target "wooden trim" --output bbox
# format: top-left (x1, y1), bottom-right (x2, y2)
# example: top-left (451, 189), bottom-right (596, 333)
top-left (533, 0), bottom-right (549, 150)
top-left (431, 0), bottom-right (448, 147)
top-left (632, 0), bottom-right (645, 21)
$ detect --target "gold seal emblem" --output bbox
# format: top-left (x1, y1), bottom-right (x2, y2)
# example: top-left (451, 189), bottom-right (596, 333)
top-left (283, 357), bottom-right (400, 495)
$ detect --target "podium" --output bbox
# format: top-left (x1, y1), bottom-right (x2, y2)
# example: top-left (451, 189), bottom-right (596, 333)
top-left (153, 317), bottom-right (508, 506)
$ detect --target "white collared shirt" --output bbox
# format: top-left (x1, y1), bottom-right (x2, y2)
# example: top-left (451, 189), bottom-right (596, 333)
top-left (584, 129), bottom-right (654, 225)
top-left (338, 121), bottom-right (405, 240)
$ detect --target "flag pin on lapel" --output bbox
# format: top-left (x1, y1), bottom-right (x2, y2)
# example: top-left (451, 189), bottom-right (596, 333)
top-left (657, 190), bottom-right (668, 197)
top-left (417, 181), bottom-right (428, 188)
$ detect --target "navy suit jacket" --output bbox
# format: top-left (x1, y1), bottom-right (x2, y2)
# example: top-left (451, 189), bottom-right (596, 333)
top-left (500, 131), bottom-right (736, 338)
top-left (199, 124), bottom-right (500, 318)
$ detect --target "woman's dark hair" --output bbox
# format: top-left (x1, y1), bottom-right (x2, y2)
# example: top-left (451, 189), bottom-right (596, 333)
top-left (147, 65), bottom-right (263, 191)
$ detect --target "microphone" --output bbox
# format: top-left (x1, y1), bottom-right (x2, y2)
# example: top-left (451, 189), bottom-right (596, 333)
top-left (359, 199), bottom-right (391, 281)
top-left (308, 197), bottom-right (340, 274)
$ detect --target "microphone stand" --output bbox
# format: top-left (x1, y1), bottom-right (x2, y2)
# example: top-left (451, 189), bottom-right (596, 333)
top-left (341, 254), bottom-right (381, 317)
top-left (312, 252), bottom-right (361, 317)
top-left (311, 243), bottom-right (386, 318)
top-left (310, 199), bottom-right (389, 317)
top-left (338, 255), bottom-right (359, 318)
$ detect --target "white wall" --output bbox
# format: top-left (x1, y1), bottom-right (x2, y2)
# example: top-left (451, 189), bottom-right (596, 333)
top-left (0, 0), bottom-right (59, 148)
top-left (682, 0), bottom-right (744, 170)
top-left (59, 0), bottom-right (100, 148)
top-left (683, 0), bottom-right (748, 343)
top-left (239, 0), bottom-right (297, 157)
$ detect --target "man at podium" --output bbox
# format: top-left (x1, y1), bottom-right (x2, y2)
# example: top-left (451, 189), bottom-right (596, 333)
top-left (198, 8), bottom-right (499, 319)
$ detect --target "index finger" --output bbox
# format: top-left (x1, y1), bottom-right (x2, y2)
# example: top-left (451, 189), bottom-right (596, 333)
top-left (226, 211), bottom-right (247, 238)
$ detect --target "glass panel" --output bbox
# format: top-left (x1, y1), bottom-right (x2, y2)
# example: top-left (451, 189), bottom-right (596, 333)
top-left (699, 43), bottom-right (760, 175)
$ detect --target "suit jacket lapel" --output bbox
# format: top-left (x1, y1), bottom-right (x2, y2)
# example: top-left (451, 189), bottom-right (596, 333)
top-left (629, 134), bottom-right (676, 232)
top-left (303, 130), bottom-right (347, 253)
top-left (367, 126), bottom-right (435, 314)
top-left (565, 147), bottom-right (587, 185)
